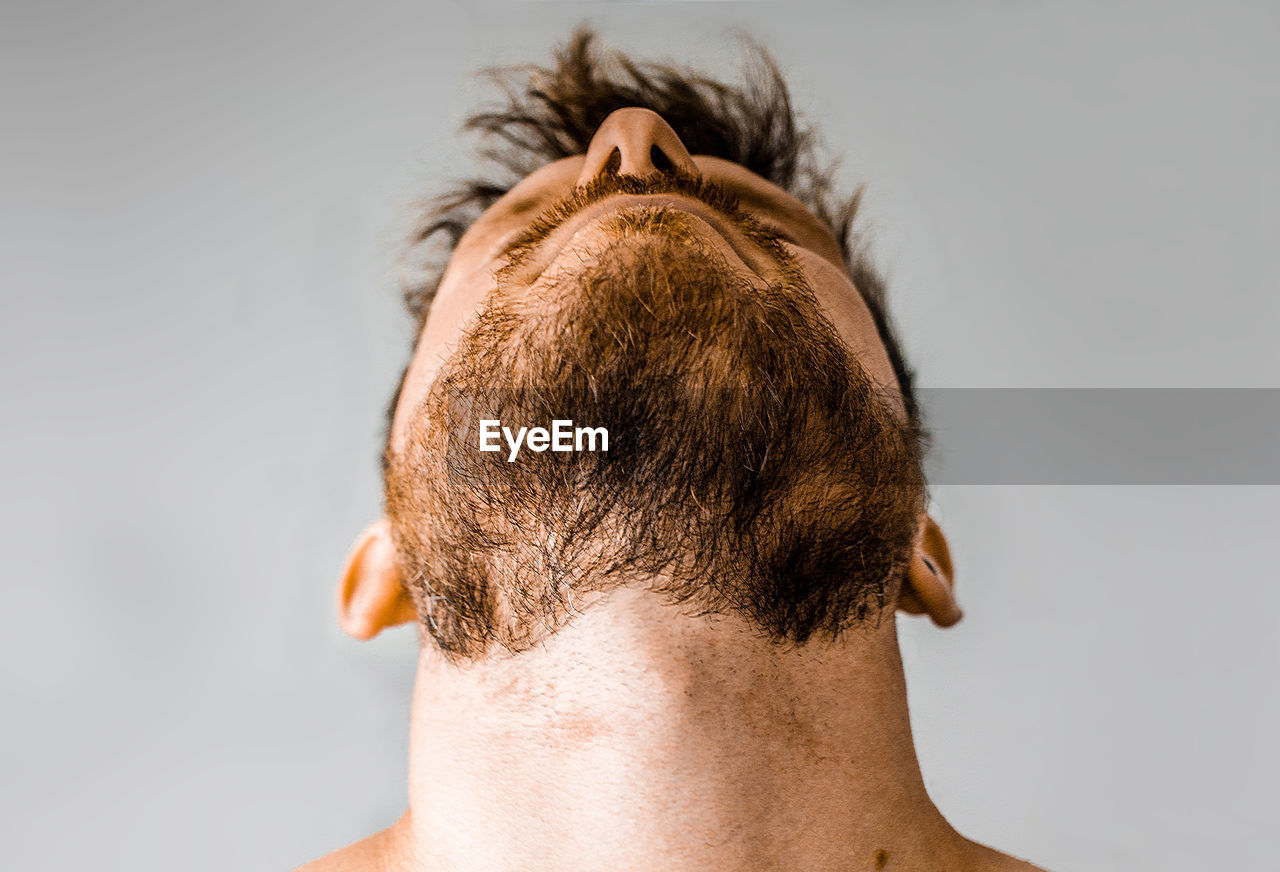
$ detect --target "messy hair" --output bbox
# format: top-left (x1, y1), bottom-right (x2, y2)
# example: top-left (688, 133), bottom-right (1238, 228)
top-left (394, 27), bottom-right (920, 427)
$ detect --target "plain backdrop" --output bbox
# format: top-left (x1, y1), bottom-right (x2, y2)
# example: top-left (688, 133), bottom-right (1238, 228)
top-left (2, 1), bottom-right (1277, 870)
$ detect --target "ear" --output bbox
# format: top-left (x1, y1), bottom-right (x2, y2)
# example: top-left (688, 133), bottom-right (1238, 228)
top-left (337, 519), bottom-right (417, 640)
top-left (897, 514), bottom-right (963, 627)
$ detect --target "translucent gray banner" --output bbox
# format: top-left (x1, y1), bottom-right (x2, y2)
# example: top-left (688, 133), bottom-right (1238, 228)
top-left (918, 389), bottom-right (1280, 484)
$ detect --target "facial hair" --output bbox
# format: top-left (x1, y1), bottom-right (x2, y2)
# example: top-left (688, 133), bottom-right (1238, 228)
top-left (384, 198), bottom-right (926, 662)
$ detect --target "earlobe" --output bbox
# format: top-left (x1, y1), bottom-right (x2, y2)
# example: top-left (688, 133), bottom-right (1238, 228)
top-left (897, 515), bottom-right (963, 628)
top-left (337, 519), bottom-right (417, 640)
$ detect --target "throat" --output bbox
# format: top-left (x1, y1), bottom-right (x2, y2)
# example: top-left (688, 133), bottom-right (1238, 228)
top-left (399, 587), bottom-right (965, 872)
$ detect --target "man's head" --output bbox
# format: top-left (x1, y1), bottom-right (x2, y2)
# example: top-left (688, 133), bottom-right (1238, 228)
top-left (339, 31), bottom-right (960, 661)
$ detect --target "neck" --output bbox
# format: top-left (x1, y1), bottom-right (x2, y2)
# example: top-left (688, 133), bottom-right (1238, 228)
top-left (389, 587), bottom-right (970, 872)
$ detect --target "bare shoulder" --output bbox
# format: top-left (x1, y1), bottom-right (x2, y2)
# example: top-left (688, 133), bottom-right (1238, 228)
top-left (963, 839), bottom-right (1049, 872)
top-left (293, 820), bottom-right (408, 872)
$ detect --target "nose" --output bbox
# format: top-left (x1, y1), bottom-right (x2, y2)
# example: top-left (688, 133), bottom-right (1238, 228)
top-left (575, 107), bottom-right (698, 186)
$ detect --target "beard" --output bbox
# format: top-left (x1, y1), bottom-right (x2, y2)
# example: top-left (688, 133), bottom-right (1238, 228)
top-left (384, 211), bottom-right (926, 661)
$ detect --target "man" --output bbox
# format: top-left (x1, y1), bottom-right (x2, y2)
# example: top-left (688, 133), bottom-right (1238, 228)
top-left (302, 30), bottom-right (1044, 872)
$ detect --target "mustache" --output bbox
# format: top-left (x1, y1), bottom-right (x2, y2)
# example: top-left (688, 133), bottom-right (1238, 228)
top-left (496, 167), bottom-right (796, 278)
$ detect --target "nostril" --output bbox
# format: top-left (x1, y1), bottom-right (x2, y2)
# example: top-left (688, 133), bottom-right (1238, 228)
top-left (577, 108), bottom-right (696, 187)
top-left (649, 145), bottom-right (675, 173)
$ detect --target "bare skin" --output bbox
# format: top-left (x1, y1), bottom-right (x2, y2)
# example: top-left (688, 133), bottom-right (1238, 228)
top-left (302, 588), bottom-right (1042, 872)
top-left (300, 109), bottom-right (1046, 871)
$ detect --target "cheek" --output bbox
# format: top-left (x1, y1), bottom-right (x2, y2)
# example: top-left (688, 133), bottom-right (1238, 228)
top-left (389, 243), bottom-right (908, 452)
top-left (794, 248), bottom-right (904, 411)
top-left (390, 158), bottom-right (592, 453)
top-left (389, 261), bottom-right (498, 455)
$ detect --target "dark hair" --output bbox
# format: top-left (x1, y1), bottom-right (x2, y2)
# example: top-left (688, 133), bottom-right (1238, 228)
top-left (394, 28), bottom-right (920, 431)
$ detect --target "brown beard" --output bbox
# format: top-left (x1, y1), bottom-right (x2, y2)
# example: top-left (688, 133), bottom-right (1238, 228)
top-left (384, 213), bottom-right (926, 662)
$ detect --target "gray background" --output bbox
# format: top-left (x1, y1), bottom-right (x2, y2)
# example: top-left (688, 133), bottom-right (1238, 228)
top-left (2, 1), bottom-right (1277, 869)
